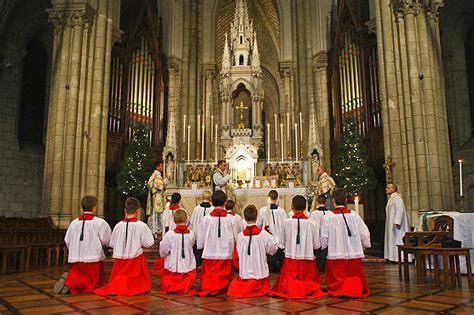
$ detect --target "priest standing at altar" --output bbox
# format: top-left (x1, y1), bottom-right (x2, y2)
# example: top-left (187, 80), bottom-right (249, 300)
top-left (213, 160), bottom-right (234, 200)
top-left (384, 183), bottom-right (411, 262)
top-left (146, 160), bottom-right (167, 237)
top-left (311, 166), bottom-right (336, 211)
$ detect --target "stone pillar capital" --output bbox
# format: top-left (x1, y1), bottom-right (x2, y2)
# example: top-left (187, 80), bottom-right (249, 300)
top-left (313, 51), bottom-right (328, 71)
top-left (47, 5), bottom-right (95, 32)
top-left (392, 0), bottom-right (422, 17)
top-left (279, 67), bottom-right (292, 79)
top-left (168, 57), bottom-right (181, 75)
top-left (424, 0), bottom-right (444, 19)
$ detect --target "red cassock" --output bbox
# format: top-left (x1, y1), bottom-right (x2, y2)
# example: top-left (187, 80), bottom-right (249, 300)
top-left (93, 254), bottom-right (150, 296)
top-left (152, 256), bottom-right (165, 274)
top-left (65, 261), bottom-right (105, 294)
top-left (227, 276), bottom-right (269, 297)
top-left (160, 269), bottom-right (197, 294)
top-left (189, 259), bottom-right (234, 296)
top-left (325, 259), bottom-right (370, 298)
top-left (269, 258), bottom-right (326, 299)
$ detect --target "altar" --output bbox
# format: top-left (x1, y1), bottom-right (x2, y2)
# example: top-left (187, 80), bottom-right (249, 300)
top-left (174, 187), bottom-right (308, 215)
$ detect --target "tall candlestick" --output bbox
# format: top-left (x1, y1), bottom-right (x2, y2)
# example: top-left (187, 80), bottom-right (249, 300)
top-left (201, 124), bottom-right (205, 163)
top-left (280, 123), bottom-right (284, 162)
top-left (355, 195), bottom-right (360, 213)
top-left (459, 159), bottom-right (463, 197)
top-left (197, 114), bottom-right (201, 143)
top-left (267, 123), bottom-right (270, 163)
top-left (210, 115), bottom-right (214, 143)
top-left (187, 125), bottom-right (191, 163)
top-left (295, 123), bottom-right (298, 162)
top-left (215, 124), bottom-right (218, 163)
top-left (183, 115), bottom-right (187, 143)
top-left (274, 114), bottom-right (278, 143)
top-left (286, 112), bottom-right (290, 141)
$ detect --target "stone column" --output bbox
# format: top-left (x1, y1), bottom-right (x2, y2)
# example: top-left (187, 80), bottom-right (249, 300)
top-left (203, 65), bottom-right (215, 159)
top-left (45, 0), bottom-right (117, 227)
top-left (313, 51), bottom-right (331, 169)
top-left (375, 0), bottom-right (454, 223)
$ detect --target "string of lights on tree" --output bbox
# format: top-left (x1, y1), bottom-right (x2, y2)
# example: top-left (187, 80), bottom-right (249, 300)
top-left (333, 117), bottom-right (377, 198)
top-left (116, 124), bottom-right (154, 199)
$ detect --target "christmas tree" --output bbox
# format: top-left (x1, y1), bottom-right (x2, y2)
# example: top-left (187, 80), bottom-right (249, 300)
top-left (116, 124), bottom-right (154, 199)
top-left (333, 117), bottom-right (377, 197)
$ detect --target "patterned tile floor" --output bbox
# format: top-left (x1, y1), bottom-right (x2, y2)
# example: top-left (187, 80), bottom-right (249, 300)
top-left (0, 261), bottom-right (473, 314)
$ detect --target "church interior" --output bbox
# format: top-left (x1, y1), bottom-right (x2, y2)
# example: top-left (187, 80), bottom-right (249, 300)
top-left (1, 0), bottom-right (474, 313)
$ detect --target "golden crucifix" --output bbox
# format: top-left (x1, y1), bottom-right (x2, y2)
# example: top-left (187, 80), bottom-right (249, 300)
top-left (383, 156), bottom-right (396, 183)
top-left (235, 101), bottom-right (248, 129)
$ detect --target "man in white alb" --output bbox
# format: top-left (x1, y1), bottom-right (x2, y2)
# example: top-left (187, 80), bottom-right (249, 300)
top-left (384, 183), bottom-right (412, 262)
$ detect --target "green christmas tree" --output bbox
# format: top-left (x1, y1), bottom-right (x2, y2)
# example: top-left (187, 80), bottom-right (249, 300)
top-left (333, 117), bottom-right (377, 197)
top-left (116, 124), bottom-right (154, 199)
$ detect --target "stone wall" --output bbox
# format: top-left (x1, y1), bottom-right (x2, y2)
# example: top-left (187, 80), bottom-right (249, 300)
top-left (0, 0), bottom-right (52, 218)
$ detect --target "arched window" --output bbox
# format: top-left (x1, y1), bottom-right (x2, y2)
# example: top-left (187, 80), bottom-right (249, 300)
top-left (240, 35), bottom-right (243, 44)
top-left (465, 26), bottom-right (474, 133)
top-left (239, 55), bottom-right (244, 65)
top-left (18, 38), bottom-right (48, 147)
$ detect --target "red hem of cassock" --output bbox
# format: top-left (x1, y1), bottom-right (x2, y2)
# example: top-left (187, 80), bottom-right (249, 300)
top-left (227, 276), bottom-right (269, 297)
top-left (65, 261), bottom-right (105, 294)
top-left (151, 256), bottom-right (165, 274)
top-left (269, 258), bottom-right (326, 299)
top-left (93, 254), bottom-right (151, 296)
top-left (189, 259), bottom-right (234, 296)
top-left (159, 269), bottom-right (197, 294)
top-left (325, 258), bottom-right (370, 298)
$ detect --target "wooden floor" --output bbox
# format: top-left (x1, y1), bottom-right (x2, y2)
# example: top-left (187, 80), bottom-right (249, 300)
top-left (0, 261), bottom-right (473, 314)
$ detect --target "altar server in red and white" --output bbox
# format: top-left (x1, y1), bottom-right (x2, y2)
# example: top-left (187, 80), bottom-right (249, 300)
top-left (225, 199), bottom-right (244, 235)
top-left (257, 190), bottom-right (287, 272)
top-left (189, 190), bottom-right (213, 267)
top-left (189, 190), bottom-right (214, 236)
top-left (94, 197), bottom-right (155, 296)
top-left (269, 195), bottom-right (326, 299)
top-left (321, 188), bottom-right (371, 298)
top-left (55, 196), bottom-right (111, 294)
top-left (159, 209), bottom-right (196, 294)
top-left (227, 204), bottom-right (278, 297)
top-left (190, 190), bottom-right (237, 296)
top-left (310, 194), bottom-right (330, 271)
top-left (162, 192), bottom-right (183, 234)
top-left (154, 192), bottom-right (185, 272)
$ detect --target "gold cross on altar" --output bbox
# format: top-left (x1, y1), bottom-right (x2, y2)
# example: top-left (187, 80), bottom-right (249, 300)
top-left (236, 101), bottom-right (248, 129)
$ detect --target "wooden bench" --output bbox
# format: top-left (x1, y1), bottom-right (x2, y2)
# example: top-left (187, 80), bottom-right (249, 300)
top-left (0, 217), bottom-right (66, 274)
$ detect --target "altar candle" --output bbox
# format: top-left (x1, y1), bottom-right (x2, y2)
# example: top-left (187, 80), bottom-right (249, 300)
top-left (197, 114), bottom-right (201, 143)
top-left (459, 159), bottom-right (463, 197)
top-left (187, 125), bottom-right (191, 163)
top-left (280, 123), bottom-right (284, 162)
top-left (274, 114), bottom-right (278, 142)
top-left (215, 124), bottom-right (218, 163)
top-left (286, 112), bottom-right (290, 140)
top-left (295, 123), bottom-right (298, 162)
top-left (183, 115), bottom-right (186, 143)
top-left (267, 123), bottom-right (270, 163)
top-left (299, 112), bottom-right (303, 145)
top-left (355, 195), bottom-right (360, 213)
top-left (201, 124), bottom-right (205, 163)
top-left (211, 115), bottom-right (214, 143)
